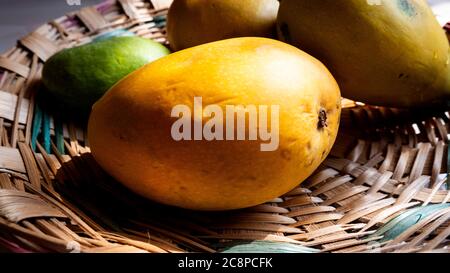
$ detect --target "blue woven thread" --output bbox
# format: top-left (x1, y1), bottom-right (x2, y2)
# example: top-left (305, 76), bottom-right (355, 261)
top-left (30, 103), bottom-right (43, 151)
top-left (42, 111), bottom-right (51, 154)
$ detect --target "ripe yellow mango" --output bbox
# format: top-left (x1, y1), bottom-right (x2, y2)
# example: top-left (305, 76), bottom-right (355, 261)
top-left (88, 38), bottom-right (341, 210)
top-left (167, 0), bottom-right (279, 51)
top-left (277, 0), bottom-right (450, 107)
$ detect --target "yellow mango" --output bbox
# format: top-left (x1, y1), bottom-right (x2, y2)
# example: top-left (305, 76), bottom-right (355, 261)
top-left (88, 38), bottom-right (341, 210)
top-left (277, 0), bottom-right (450, 107)
top-left (167, 0), bottom-right (279, 51)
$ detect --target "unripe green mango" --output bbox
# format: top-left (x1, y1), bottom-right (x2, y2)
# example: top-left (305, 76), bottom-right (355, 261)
top-left (42, 36), bottom-right (170, 118)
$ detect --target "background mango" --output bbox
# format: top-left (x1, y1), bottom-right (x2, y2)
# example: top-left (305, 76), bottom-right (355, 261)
top-left (167, 0), bottom-right (279, 51)
top-left (277, 0), bottom-right (450, 108)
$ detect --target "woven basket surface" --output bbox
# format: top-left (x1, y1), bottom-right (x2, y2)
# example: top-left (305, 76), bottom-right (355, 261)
top-left (0, 0), bottom-right (449, 253)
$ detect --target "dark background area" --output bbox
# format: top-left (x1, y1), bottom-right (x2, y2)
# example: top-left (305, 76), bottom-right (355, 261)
top-left (0, 0), bottom-right (449, 53)
top-left (0, 0), bottom-right (102, 52)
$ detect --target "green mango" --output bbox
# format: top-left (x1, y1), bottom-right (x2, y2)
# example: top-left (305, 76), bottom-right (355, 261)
top-left (42, 36), bottom-right (170, 118)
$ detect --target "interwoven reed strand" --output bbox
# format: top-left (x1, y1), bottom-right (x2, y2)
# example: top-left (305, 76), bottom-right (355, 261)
top-left (0, 0), bottom-right (448, 253)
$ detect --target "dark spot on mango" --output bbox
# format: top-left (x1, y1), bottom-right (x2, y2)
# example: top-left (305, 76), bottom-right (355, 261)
top-left (281, 149), bottom-right (292, 161)
top-left (118, 133), bottom-right (127, 141)
top-left (397, 0), bottom-right (416, 17)
top-left (318, 108), bottom-right (328, 130)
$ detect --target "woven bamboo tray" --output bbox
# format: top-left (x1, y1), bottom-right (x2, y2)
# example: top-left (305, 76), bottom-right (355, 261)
top-left (0, 0), bottom-right (449, 253)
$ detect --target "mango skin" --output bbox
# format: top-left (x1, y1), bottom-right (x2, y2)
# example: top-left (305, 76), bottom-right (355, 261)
top-left (42, 37), bottom-right (170, 118)
top-left (277, 0), bottom-right (450, 108)
top-left (88, 38), bottom-right (341, 211)
top-left (167, 0), bottom-right (279, 51)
